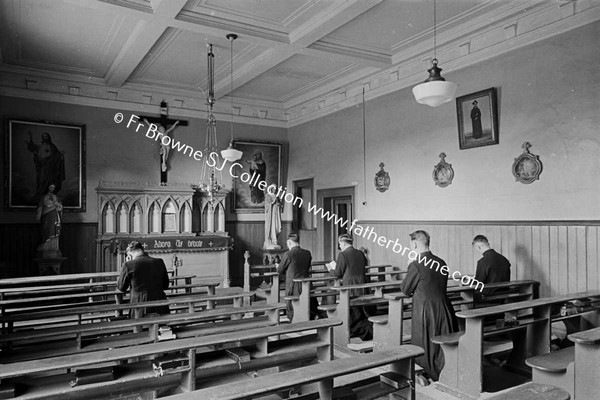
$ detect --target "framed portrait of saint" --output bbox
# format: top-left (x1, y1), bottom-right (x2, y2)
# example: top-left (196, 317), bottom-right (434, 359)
top-left (230, 140), bottom-right (282, 213)
top-left (456, 87), bottom-right (499, 150)
top-left (5, 119), bottom-right (86, 212)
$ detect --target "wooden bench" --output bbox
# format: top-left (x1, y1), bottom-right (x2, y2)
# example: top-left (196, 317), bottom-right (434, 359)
top-left (0, 318), bottom-right (341, 399)
top-left (161, 345), bottom-right (424, 400)
top-left (0, 272), bottom-right (120, 288)
top-left (371, 280), bottom-right (540, 352)
top-left (567, 327), bottom-right (600, 400)
top-left (0, 302), bottom-right (284, 362)
top-left (434, 290), bottom-right (600, 399)
top-left (526, 326), bottom-right (600, 400)
top-left (1, 291), bottom-right (256, 333)
top-left (487, 382), bottom-right (570, 400)
top-left (370, 285), bottom-right (482, 350)
top-left (0, 281), bottom-right (119, 300)
top-left (284, 276), bottom-right (340, 322)
top-left (318, 281), bottom-right (403, 349)
top-left (474, 279), bottom-right (540, 308)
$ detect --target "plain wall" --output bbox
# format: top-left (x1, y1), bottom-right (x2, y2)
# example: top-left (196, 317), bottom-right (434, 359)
top-left (287, 21), bottom-right (600, 222)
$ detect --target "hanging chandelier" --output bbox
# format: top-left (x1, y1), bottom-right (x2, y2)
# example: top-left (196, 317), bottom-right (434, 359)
top-left (199, 43), bottom-right (223, 206)
top-left (221, 34), bottom-right (243, 163)
top-left (412, 0), bottom-right (457, 107)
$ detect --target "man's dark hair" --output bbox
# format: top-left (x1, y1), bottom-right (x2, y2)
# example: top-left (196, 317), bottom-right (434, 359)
top-left (472, 235), bottom-right (489, 246)
top-left (287, 232), bottom-right (299, 244)
top-left (409, 230), bottom-right (430, 246)
top-left (127, 241), bottom-right (144, 252)
top-left (338, 234), bottom-right (353, 245)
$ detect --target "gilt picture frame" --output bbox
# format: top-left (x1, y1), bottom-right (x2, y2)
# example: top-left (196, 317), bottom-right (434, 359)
top-left (5, 119), bottom-right (86, 212)
top-left (231, 140), bottom-right (282, 213)
top-left (457, 87), bottom-right (499, 150)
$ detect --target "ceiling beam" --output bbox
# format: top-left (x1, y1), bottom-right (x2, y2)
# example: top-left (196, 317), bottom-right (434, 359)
top-left (104, 0), bottom-right (188, 87)
top-left (212, 0), bottom-right (384, 97)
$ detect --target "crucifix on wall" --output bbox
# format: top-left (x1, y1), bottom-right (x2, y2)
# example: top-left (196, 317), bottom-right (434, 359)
top-left (139, 101), bottom-right (189, 185)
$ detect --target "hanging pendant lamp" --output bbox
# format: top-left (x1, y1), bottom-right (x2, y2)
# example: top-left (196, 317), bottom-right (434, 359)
top-left (221, 33), bottom-right (243, 163)
top-left (412, 0), bottom-right (457, 107)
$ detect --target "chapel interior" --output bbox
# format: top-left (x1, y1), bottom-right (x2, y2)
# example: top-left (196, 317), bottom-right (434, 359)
top-left (0, 1), bottom-right (599, 400)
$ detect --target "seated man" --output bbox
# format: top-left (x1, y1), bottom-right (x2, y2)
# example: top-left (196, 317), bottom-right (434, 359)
top-left (328, 234), bottom-right (373, 341)
top-left (117, 241), bottom-right (170, 317)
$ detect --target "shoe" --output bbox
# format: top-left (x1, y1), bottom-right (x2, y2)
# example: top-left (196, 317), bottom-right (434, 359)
top-left (415, 373), bottom-right (430, 387)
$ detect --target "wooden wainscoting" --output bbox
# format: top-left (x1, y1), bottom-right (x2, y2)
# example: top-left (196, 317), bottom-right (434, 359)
top-left (0, 223), bottom-right (98, 277)
top-left (354, 221), bottom-right (600, 297)
top-left (226, 221), bottom-right (293, 287)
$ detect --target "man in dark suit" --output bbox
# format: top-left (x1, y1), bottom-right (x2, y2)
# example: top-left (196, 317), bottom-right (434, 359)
top-left (401, 230), bottom-right (458, 385)
top-left (277, 233), bottom-right (320, 322)
top-left (117, 241), bottom-right (170, 317)
top-left (328, 234), bottom-right (372, 340)
top-left (473, 235), bottom-right (511, 286)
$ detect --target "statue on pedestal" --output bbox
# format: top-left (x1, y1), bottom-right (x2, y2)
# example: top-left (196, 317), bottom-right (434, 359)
top-left (35, 183), bottom-right (65, 274)
top-left (263, 184), bottom-right (282, 249)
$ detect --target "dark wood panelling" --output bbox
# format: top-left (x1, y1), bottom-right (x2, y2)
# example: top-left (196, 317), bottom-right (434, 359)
top-left (0, 223), bottom-right (97, 277)
top-left (354, 221), bottom-right (600, 297)
top-left (226, 221), bottom-right (292, 287)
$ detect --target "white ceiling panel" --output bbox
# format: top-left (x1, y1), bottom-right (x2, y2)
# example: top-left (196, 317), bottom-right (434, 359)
top-left (0, 0), bottom-right (597, 126)
top-left (233, 53), bottom-right (353, 102)
top-left (0, 0), bottom-right (138, 77)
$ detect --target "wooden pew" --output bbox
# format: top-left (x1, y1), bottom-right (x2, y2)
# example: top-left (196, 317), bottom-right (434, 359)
top-left (525, 326), bottom-right (600, 400)
top-left (365, 264), bottom-right (403, 282)
top-left (433, 291), bottom-right (600, 399)
top-left (318, 281), bottom-right (403, 349)
top-left (0, 272), bottom-right (119, 288)
top-left (487, 382), bottom-right (571, 400)
top-left (1, 291), bottom-right (256, 333)
top-left (370, 280), bottom-right (540, 351)
top-left (568, 327), bottom-right (600, 400)
top-left (284, 276), bottom-right (339, 322)
top-left (1, 302), bottom-right (283, 362)
top-left (161, 345), bottom-right (424, 400)
top-left (0, 281), bottom-right (118, 300)
top-left (0, 318), bottom-right (341, 399)
top-left (370, 285), bottom-right (478, 352)
top-left (473, 279), bottom-right (540, 308)
top-left (0, 279), bottom-right (219, 321)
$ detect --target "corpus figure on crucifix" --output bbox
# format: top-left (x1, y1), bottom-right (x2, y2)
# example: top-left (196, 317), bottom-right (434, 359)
top-left (139, 101), bottom-right (188, 185)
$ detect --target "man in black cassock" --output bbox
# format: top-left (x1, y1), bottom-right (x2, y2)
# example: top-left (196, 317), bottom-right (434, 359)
top-left (277, 233), bottom-right (321, 321)
top-left (117, 241), bottom-right (170, 317)
top-left (473, 235), bottom-right (511, 288)
top-left (401, 230), bottom-right (458, 384)
top-left (329, 234), bottom-right (373, 340)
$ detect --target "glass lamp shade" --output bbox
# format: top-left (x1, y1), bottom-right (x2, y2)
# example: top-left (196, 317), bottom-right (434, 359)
top-left (412, 80), bottom-right (458, 107)
top-left (221, 145), bottom-right (243, 162)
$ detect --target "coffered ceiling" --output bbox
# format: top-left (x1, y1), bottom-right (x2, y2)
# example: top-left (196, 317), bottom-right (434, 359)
top-left (1, 0), bottom-right (599, 127)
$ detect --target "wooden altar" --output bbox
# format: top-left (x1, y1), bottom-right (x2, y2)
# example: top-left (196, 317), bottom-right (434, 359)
top-left (95, 182), bottom-right (233, 287)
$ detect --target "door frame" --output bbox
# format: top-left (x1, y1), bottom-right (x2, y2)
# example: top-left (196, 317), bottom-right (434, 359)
top-left (316, 186), bottom-right (355, 261)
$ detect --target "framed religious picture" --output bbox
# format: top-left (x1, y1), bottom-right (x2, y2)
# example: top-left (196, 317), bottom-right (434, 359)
top-left (5, 119), bottom-right (86, 212)
top-left (456, 87), bottom-right (499, 150)
top-left (231, 140), bottom-right (282, 213)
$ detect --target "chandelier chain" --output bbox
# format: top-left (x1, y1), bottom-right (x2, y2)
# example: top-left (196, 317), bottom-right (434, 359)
top-left (433, 0), bottom-right (437, 60)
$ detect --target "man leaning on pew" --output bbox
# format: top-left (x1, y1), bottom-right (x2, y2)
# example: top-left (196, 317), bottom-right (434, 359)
top-left (327, 234), bottom-right (373, 341)
top-left (277, 233), bottom-right (323, 322)
top-left (472, 235), bottom-right (511, 299)
top-left (117, 241), bottom-right (170, 317)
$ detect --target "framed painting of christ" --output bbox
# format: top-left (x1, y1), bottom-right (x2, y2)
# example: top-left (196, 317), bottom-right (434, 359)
top-left (230, 140), bottom-right (282, 213)
top-left (5, 119), bottom-right (86, 212)
top-left (456, 87), bottom-right (499, 150)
